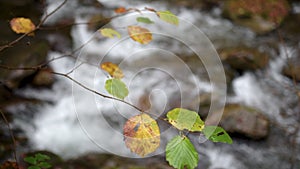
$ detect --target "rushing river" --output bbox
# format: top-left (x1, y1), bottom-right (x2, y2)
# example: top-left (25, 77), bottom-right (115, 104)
top-left (14, 0), bottom-right (300, 169)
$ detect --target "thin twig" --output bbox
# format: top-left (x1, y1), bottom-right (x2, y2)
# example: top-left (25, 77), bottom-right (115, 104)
top-left (0, 110), bottom-right (18, 168)
top-left (0, 0), bottom-right (68, 52)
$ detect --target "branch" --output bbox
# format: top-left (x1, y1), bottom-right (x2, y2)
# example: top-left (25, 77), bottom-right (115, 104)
top-left (0, 0), bottom-right (68, 52)
top-left (51, 72), bottom-right (145, 113)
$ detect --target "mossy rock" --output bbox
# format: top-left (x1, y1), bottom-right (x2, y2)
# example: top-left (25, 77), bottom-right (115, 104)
top-left (223, 0), bottom-right (290, 34)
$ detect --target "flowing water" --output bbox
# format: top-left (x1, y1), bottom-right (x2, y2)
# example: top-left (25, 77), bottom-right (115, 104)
top-left (14, 0), bottom-right (300, 168)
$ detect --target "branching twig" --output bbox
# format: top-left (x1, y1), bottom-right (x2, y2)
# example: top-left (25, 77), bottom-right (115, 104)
top-left (0, 0), bottom-right (68, 52)
top-left (0, 110), bottom-right (18, 168)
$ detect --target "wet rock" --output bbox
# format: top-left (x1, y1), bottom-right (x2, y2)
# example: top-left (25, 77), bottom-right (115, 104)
top-left (223, 0), bottom-right (290, 34)
top-left (66, 153), bottom-right (172, 169)
top-left (282, 56), bottom-right (300, 81)
top-left (31, 68), bottom-right (55, 87)
top-left (219, 47), bottom-right (269, 72)
top-left (206, 104), bottom-right (269, 139)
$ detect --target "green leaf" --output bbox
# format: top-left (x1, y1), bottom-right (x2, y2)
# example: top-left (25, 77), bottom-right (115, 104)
top-left (24, 156), bottom-right (37, 165)
top-left (156, 10), bottom-right (179, 25)
top-left (28, 166), bottom-right (40, 169)
top-left (100, 28), bottom-right (121, 38)
top-left (136, 17), bottom-right (154, 24)
top-left (37, 162), bottom-right (52, 169)
top-left (166, 108), bottom-right (204, 132)
top-left (166, 136), bottom-right (198, 169)
top-left (202, 126), bottom-right (233, 144)
top-left (35, 153), bottom-right (50, 161)
top-left (105, 79), bottom-right (129, 99)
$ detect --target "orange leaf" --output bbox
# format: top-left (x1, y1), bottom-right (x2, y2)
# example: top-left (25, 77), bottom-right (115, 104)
top-left (123, 113), bottom-right (160, 157)
top-left (10, 17), bottom-right (35, 36)
top-left (127, 26), bottom-right (152, 45)
top-left (115, 7), bottom-right (127, 14)
top-left (101, 62), bottom-right (124, 79)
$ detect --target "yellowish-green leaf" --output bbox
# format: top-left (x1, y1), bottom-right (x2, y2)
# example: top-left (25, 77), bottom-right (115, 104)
top-left (123, 113), bottom-right (160, 157)
top-left (101, 62), bottom-right (124, 79)
top-left (10, 17), bottom-right (36, 36)
top-left (166, 108), bottom-right (204, 132)
top-left (127, 25), bottom-right (152, 44)
top-left (136, 17), bottom-right (154, 24)
top-left (202, 126), bottom-right (233, 144)
top-left (156, 10), bottom-right (179, 25)
top-left (105, 79), bottom-right (128, 99)
top-left (166, 136), bottom-right (198, 169)
top-left (100, 28), bottom-right (121, 38)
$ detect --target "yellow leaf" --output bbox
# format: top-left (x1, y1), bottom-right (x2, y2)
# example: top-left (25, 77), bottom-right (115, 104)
top-left (101, 62), bottom-right (124, 79)
top-left (123, 113), bottom-right (160, 157)
top-left (10, 17), bottom-right (36, 36)
top-left (100, 28), bottom-right (121, 39)
top-left (127, 25), bottom-right (152, 45)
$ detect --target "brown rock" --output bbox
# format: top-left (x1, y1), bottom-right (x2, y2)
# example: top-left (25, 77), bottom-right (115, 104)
top-left (219, 47), bottom-right (269, 71)
top-left (206, 104), bottom-right (269, 139)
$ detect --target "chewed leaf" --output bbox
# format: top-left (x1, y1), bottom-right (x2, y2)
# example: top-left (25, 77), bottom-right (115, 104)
top-left (100, 28), bottom-right (121, 39)
top-left (136, 17), bottom-right (154, 24)
top-left (156, 10), bottom-right (179, 25)
top-left (127, 25), bottom-right (152, 44)
top-left (101, 62), bottom-right (124, 79)
top-left (115, 7), bottom-right (127, 14)
top-left (105, 79), bottom-right (128, 99)
top-left (10, 17), bottom-right (36, 35)
top-left (202, 126), bottom-right (233, 144)
top-left (166, 108), bottom-right (204, 132)
top-left (166, 136), bottom-right (198, 169)
top-left (123, 113), bottom-right (160, 157)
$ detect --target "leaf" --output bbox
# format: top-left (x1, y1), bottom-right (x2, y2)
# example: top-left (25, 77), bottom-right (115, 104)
top-left (123, 113), bottom-right (160, 157)
top-left (166, 136), bottom-right (198, 169)
top-left (136, 17), bottom-right (154, 24)
top-left (10, 17), bottom-right (36, 35)
top-left (100, 28), bottom-right (121, 39)
top-left (28, 166), bottom-right (40, 169)
top-left (35, 153), bottom-right (50, 161)
top-left (166, 108), bottom-right (204, 132)
top-left (127, 26), bottom-right (152, 44)
top-left (24, 156), bottom-right (37, 165)
top-left (105, 79), bottom-right (128, 99)
top-left (101, 62), bottom-right (124, 79)
top-left (37, 162), bottom-right (51, 169)
top-left (202, 126), bottom-right (233, 144)
top-left (156, 10), bottom-right (179, 25)
top-left (115, 7), bottom-right (127, 14)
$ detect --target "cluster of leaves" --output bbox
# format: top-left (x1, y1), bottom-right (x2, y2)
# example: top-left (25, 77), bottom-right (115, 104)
top-left (23, 153), bottom-right (51, 169)
top-left (101, 63), bottom-right (232, 169)
top-left (99, 7), bottom-right (178, 44)
top-left (9, 5), bottom-right (233, 169)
